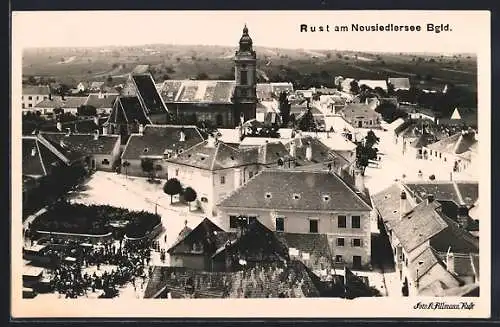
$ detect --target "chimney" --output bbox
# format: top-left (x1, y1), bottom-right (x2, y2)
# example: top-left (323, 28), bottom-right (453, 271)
top-left (426, 194), bottom-right (435, 205)
top-left (446, 249), bottom-right (455, 274)
top-left (56, 121), bottom-right (62, 132)
top-left (49, 93), bottom-right (52, 100)
top-left (179, 129), bottom-right (186, 142)
top-left (289, 140), bottom-right (297, 157)
top-left (305, 142), bottom-right (313, 161)
top-left (98, 91), bottom-right (104, 99)
top-left (65, 128), bottom-right (71, 137)
top-left (457, 205), bottom-right (469, 229)
top-left (138, 124), bottom-right (144, 135)
top-left (93, 129), bottom-right (99, 140)
top-left (102, 126), bottom-right (108, 136)
top-left (354, 168), bottom-right (366, 194)
top-left (61, 94), bottom-right (65, 101)
top-left (31, 147), bottom-right (37, 157)
top-left (400, 190), bottom-right (408, 220)
top-left (206, 134), bottom-right (216, 148)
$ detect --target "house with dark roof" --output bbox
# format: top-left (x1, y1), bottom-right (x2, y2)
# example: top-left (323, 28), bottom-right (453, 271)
top-left (22, 134), bottom-right (87, 215)
top-left (217, 169), bottom-right (373, 269)
top-left (40, 131), bottom-right (121, 172)
top-left (157, 26), bottom-right (258, 129)
top-left (372, 183), bottom-right (480, 296)
top-left (22, 85), bottom-right (51, 110)
top-left (90, 81), bottom-right (105, 92)
top-left (423, 130), bottom-right (478, 175)
top-left (120, 124), bottom-right (206, 178)
top-left (84, 92), bottom-right (119, 115)
top-left (104, 96), bottom-right (151, 143)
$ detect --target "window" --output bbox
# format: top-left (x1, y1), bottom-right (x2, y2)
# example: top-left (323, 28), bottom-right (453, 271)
top-left (200, 197), bottom-right (208, 203)
top-left (352, 238), bottom-right (362, 247)
top-left (28, 104), bottom-right (32, 108)
top-left (292, 193), bottom-right (301, 200)
top-left (275, 217), bottom-right (284, 232)
top-left (337, 238), bottom-right (345, 246)
top-left (101, 159), bottom-right (110, 166)
top-left (22, 103), bottom-right (25, 109)
top-left (338, 215), bottom-right (347, 228)
top-left (335, 255), bottom-right (343, 263)
top-left (249, 171), bottom-right (254, 179)
top-left (248, 216), bottom-right (257, 224)
top-left (241, 71), bottom-right (248, 85)
top-left (220, 175), bottom-right (226, 184)
top-left (175, 169), bottom-right (179, 176)
top-left (323, 195), bottom-right (330, 202)
top-left (439, 153), bottom-right (442, 158)
top-left (435, 152), bottom-right (438, 157)
top-left (309, 219), bottom-right (319, 233)
top-left (352, 216), bottom-right (361, 229)
top-left (28, 96), bottom-right (32, 100)
top-left (265, 192), bottom-right (272, 199)
top-left (229, 215), bottom-right (239, 229)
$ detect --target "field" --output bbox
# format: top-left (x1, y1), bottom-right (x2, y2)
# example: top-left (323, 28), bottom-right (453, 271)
top-left (22, 45), bottom-right (477, 92)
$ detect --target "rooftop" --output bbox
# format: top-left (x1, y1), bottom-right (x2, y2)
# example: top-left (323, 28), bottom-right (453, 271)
top-left (426, 131), bottom-right (477, 155)
top-left (84, 94), bottom-right (118, 109)
top-left (23, 85), bottom-right (51, 95)
top-left (403, 181), bottom-right (478, 207)
top-left (107, 96), bottom-right (151, 126)
top-left (121, 125), bottom-right (206, 160)
top-left (388, 77), bottom-right (411, 90)
top-left (40, 132), bottom-right (120, 155)
top-left (131, 74), bottom-right (168, 115)
top-left (218, 169), bottom-right (372, 212)
top-left (35, 97), bottom-right (87, 109)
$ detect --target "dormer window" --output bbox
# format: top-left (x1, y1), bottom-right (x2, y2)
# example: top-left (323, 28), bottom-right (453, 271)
top-left (292, 193), bottom-right (301, 200)
top-left (163, 150), bottom-right (172, 159)
top-left (322, 195), bottom-right (330, 202)
top-left (31, 147), bottom-right (37, 157)
top-left (265, 192), bottom-right (272, 199)
top-left (178, 148), bottom-right (184, 154)
top-left (143, 148), bottom-right (149, 153)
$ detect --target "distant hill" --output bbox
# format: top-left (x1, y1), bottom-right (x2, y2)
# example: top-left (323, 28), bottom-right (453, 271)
top-left (22, 45), bottom-right (477, 91)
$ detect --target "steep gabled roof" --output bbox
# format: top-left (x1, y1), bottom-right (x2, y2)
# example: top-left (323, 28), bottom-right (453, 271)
top-left (426, 132), bottom-right (477, 155)
top-left (130, 74), bottom-right (169, 115)
top-left (218, 169), bottom-right (372, 212)
top-left (35, 97), bottom-right (87, 109)
top-left (84, 94), bottom-right (118, 109)
top-left (107, 96), bottom-right (151, 126)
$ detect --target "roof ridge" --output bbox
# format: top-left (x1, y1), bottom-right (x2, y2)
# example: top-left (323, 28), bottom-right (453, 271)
top-left (36, 134), bottom-right (71, 165)
top-left (35, 139), bottom-right (47, 176)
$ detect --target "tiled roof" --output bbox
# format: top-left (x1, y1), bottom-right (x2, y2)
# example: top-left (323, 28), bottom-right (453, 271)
top-left (426, 132), bottom-right (477, 155)
top-left (35, 97), bottom-right (87, 109)
top-left (218, 169), bottom-right (372, 212)
top-left (341, 103), bottom-right (379, 119)
top-left (108, 96), bottom-right (150, 126)
top-left (409, 247), bottom-right (461, 292)
top-left (371, 183), bottom-right (413, 230)
top-left (84, 94), bottom-right (118, 109)
top-left (22, 135), bottom-right (76, 177)
top-left (175, 80), bottom-right (236, 103)
top-left (388, 77), bottom-right (411, 90)
top-left (440, 283), bottom-right (479, 297)
top-left (358, 80), bottom-right (388, 91)
top-left (159, 80), bottom-right (184, 102)
top-left (409, 133), bottom-right (439, 148)
top-left (40, 132), bottom-right (119, 155)
top-left (168, 218), bottom-right (234, 255)
top-left (211, 220), bottom-right (289, 262)
top-left (167, 140), bottom-right (243, 170)
top-left (285, 136), bottom-right (349, 167)
top-left (23, 85), bottom-right (51, 95)
top-left (391, 201), bottom-right (448, 252)
top-left (276, 233), bottom-right (333, 267)
top-left (452, 253), bottom-right (478, 277)
top-left (121, 125), bottom-right (205, 160)
top-left (131, 74), bottom-right (168, 115)
top-left (271, 82), bottom-right (294, 95)
top-left (403, 181), bottom-right (478, 207)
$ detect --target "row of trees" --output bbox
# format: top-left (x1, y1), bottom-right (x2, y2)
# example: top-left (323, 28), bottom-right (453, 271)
top-left (163, 178), bottom-right (198, 211)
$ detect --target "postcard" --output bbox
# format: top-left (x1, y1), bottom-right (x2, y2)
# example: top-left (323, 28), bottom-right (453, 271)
top-left (11, 10), bottom-right (491, 318)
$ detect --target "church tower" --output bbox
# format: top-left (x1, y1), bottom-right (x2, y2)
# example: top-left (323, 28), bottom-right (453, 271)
top-left (233, 24), bottom-right (257, 123)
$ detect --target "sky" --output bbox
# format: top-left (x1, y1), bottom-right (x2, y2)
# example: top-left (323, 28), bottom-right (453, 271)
top-left (12, 11), bottom-right (489, 53)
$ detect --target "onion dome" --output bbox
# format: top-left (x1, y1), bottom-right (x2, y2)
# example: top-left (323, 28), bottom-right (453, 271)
top-left (239, 24), bottom-right (253, 52)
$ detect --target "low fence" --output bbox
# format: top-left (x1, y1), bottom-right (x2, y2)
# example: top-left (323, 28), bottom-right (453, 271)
top-left (35, 230), bottom-right (114, 244)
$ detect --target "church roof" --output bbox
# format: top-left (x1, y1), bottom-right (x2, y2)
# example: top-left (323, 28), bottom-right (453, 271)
top-left (130, 74), bottom-right (168, 115)
top-left (107, 96), bottom-right (151, 126)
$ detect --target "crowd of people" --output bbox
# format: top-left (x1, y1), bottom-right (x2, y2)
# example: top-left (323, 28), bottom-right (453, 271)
top-left (31, 237), bottom-right (156, 299)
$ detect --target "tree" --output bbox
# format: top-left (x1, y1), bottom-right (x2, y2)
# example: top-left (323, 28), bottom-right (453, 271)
top-left (350, 80), bottom-right (360, 94)
top-left (298, 109), bottom-right (316, 132)
top-left (163, 178), bottom-right (183, 204)
top-left (77, 105), bottom-right (97, 117)
top-left (141, 158), bottom-right (155, 179)
top-left (183, 187), bottom-right (197, 211)
top-left (365, 130), bottom-right (380, 148)
top-left (196, 72), bottom-right (209, 80)
top-left (53, 107), bottom-right (64, 116)
top-left (278, 91), bottom-right (291, 126)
